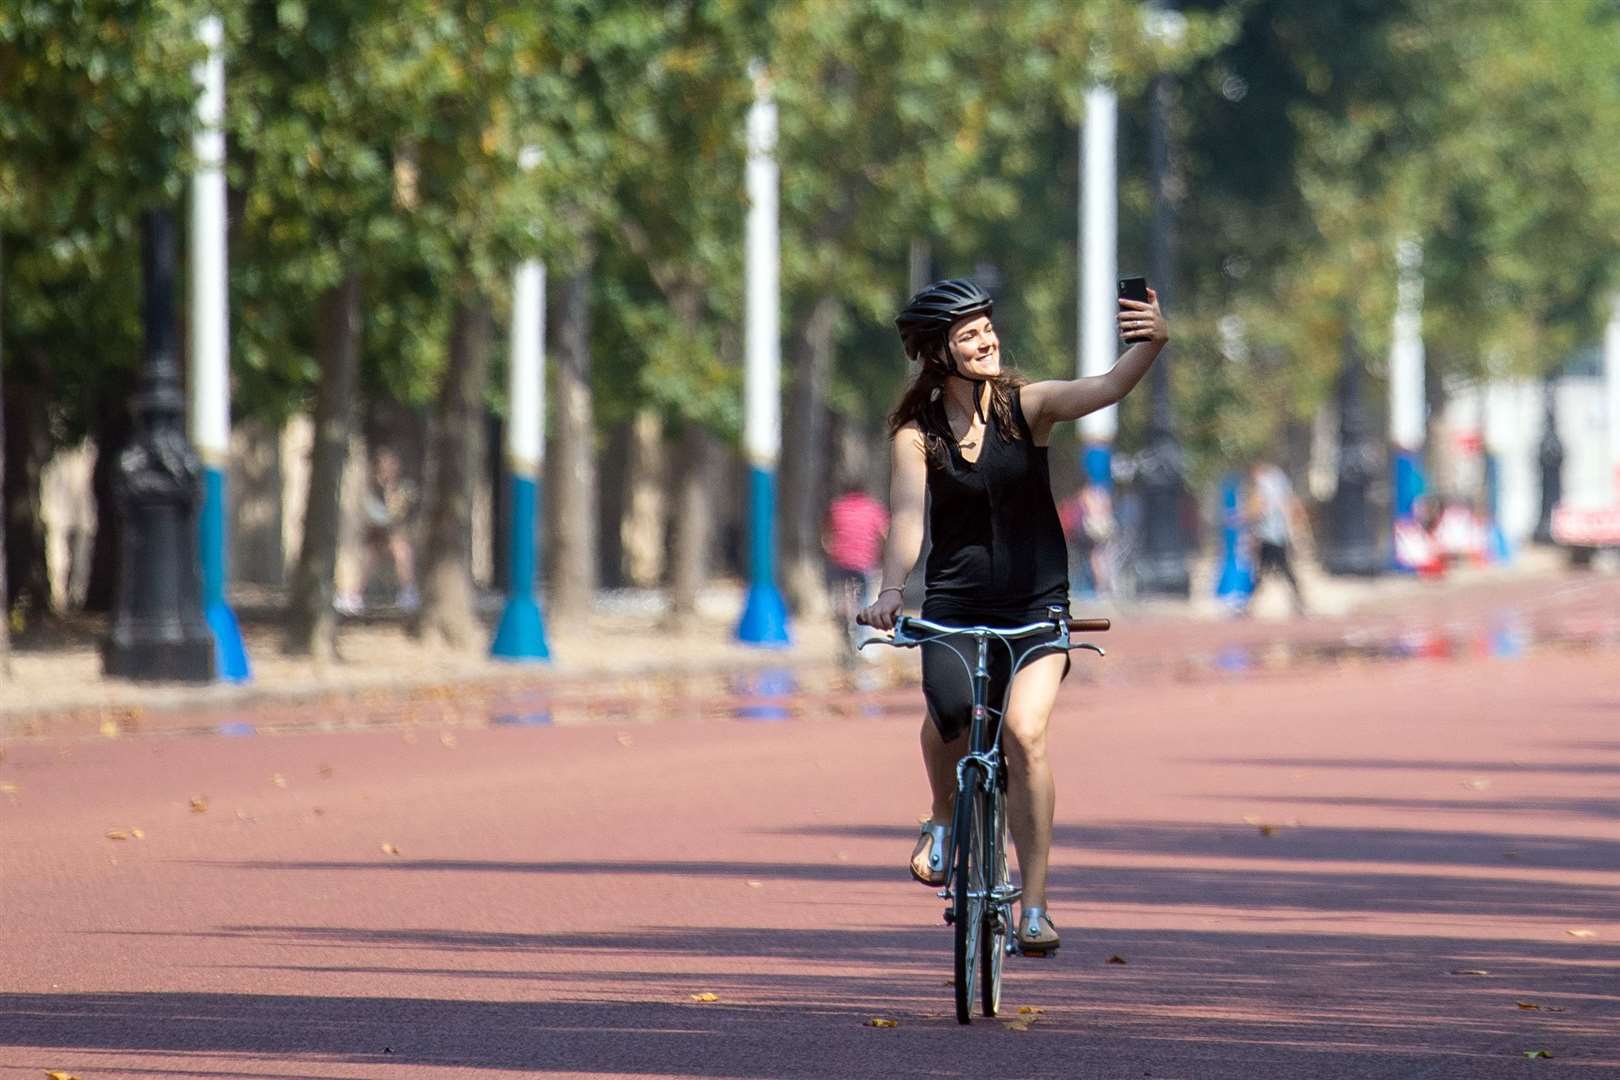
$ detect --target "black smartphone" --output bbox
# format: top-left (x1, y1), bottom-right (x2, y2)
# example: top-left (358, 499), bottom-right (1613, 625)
top-left (1117, 276), bottom-right (1150, 304)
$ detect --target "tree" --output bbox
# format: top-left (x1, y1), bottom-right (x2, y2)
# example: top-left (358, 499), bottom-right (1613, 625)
top-left (0, 0), bottom-right (210, 618)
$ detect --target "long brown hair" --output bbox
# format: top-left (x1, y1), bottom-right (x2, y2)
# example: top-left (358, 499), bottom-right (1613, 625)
top-left (887, 337), bottom-right (1027, 468)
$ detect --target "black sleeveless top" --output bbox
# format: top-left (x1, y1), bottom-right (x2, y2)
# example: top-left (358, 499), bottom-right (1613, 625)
top-left (922, 386), bottom-right (1069, 620)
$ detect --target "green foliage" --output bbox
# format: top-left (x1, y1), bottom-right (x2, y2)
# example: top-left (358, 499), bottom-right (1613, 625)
top-left (4, 0), bottom-right (1619, 493)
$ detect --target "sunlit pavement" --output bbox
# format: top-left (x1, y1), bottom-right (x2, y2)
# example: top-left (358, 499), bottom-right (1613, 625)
top-left (2, 576), bottom-right (1618, 1078)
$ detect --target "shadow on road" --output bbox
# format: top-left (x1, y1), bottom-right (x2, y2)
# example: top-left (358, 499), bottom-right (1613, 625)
top-left (4, 917), bottom-right (1618, 1078)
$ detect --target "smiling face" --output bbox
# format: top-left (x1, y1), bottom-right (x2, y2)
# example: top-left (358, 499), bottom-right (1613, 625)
top-left (945, 314), bottom-right (1000, 379)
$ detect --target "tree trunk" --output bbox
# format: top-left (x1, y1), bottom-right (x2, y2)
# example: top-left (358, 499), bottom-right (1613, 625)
top-left (549, 262), bottom-right (597, 618)
top-left (79, 369), bottom-right (134, 614)
top-left (620, 409), bottom-right (667, 588)
top-left (283, 271), bottom-right (362, 659)
top-left (0, 236), bottom-right (8, 676)
top-left (778, 295), bottom-right (841, 617)
top-left (413, 289), bottom-right (491, 650)
top-left (669, 421), bottom-right (717, 621)
top-left (2, 354), bottom-right (52, 625)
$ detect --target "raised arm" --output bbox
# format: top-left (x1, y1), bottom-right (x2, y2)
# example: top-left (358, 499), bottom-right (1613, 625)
top-left (1023, 288), bottom-right (1170, 439)
top-left (860, 423), bottom-right (928, 631)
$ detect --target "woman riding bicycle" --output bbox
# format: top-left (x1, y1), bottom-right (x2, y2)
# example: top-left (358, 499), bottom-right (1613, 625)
top-left (858, 276), bottom-right (1167, 954)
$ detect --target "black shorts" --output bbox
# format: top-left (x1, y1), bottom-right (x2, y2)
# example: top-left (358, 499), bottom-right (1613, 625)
top-left (919, 606), bottom-right (1072, 744)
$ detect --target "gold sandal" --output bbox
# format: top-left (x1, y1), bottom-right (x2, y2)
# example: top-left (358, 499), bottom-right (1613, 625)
top-left (909, 820), bottom-right (951, 886)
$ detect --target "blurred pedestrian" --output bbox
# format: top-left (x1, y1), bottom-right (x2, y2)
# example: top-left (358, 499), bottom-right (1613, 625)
top-left (1057, 486), bottom-right (1094, 597)
top-left (860, 275), bottom-right (1167, 954)
top-left (821, 479), bottom-right (889, 661)
top-left (1242, 461), bottom-right (1308, 616)
top-left (1395, 495), bottom-right (1445, 578)
top-left (1059, 478), bottom-right (1118, 599)
top-left (336, 446), bottom-right (418, 615)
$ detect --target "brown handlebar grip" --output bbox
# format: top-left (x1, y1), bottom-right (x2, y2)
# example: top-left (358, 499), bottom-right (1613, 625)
top-left (1067, 618), bottom-right (1111, 633)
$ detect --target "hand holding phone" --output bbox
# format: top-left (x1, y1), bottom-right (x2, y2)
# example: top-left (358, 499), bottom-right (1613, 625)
top-left (1117, 276), bottom-right (1156, 343)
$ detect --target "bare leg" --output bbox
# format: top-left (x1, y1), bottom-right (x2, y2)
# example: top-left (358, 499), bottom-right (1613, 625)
top-left (1000, 652), bottom-right (1066, 914)
top-left (389, 534), bottom-right (416, 590)
top-left (911, 717), bottom-right (966, 879)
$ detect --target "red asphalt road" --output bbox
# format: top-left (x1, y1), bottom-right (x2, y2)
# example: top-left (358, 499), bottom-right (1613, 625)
top-left (3, 586), bottom-right (1619, 1078)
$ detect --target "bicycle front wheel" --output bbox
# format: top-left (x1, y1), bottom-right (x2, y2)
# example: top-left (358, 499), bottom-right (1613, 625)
top-left (980, 783), bottom-right (1008, 1018)
top-left (952, 768), bottom-right (986, 1025)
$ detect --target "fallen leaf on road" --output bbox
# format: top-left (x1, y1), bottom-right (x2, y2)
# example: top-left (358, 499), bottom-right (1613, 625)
top-left (130, 828), bottom-right (145, 840)
top-left (615, 733), bottom-right (634, 747)
top-left (864, 1017), bottom-right (898, 1028)
top-left (690, 992), bottom-right (719, 1003)
top-left (745, 880), bottom-right (764, 889)
top-left (440, 733), bottom-right (458, 749)
top-left (1461, 778), bottom-right (1491, 791)
top-left (1005, 1015), bottom-right (1039, 1031)
top-left (0, 782), bottom-right (18, 797)
top-left (271, 773), bottom-right (287, 788)
top-left (1450, 969), bottom-right (1490, 976)
top-left (381, 842), bottom-right (400, 856)
top-left (1566, 929), bottom-right (1597, 938)
top-left (1524, 1049), bottom-right (1553, 1059)
top-left (99, 719), bottom-right (121, 739)
top-left (1241, 815), bottom-right (1276, 836)
top-left (319, 765), bottom-right (334, 778)
top-left (1107, 955), bottom-right (1128, 965)
top-left (835, 852), bottom-right (850, 862)
top-left (46, 1070), bottom-right (81, 1080)
top-left (1517, 1001), bottom-right (1542, 1010)
top-left (106, 830), bottom-right (128, 841)
top-left (1018, 1006), bottom-right (1043, 1015)
top-left (190, 796), bottom-right (208, 813)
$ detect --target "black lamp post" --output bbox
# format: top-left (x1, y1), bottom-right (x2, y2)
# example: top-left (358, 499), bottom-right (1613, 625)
top-left (102, 209), bottom-right (216, 682)
top-left (1134, 69), bottom-right (1190, 597)
top-left (1322, 331), bottom-right (1383, 577)
top-left (1533, 375), bottom-right (1563, 544)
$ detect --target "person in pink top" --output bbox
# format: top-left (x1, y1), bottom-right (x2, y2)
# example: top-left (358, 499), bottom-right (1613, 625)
top-left (822, 480), bottom-right (890, 653)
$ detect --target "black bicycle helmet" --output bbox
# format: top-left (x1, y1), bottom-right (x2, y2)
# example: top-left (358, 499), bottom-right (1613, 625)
top-left (894, 278), bottom-right (993, 363)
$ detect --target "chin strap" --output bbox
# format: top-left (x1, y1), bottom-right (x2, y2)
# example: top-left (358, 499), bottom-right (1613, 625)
top-left (949, 369), bottom-right (989, 422)
top-left (937, 347), bottom-right (990, 422)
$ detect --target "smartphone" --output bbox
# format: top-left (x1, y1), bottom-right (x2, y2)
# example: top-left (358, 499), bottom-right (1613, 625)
top-left (1117, 276), bottom-right (1150, 304)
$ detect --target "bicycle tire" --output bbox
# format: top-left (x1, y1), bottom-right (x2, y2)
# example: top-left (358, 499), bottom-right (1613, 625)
top-left (980, 784), bottom-right (1008, 1017)
top-left (953, 769), bottom-right (985, 1025)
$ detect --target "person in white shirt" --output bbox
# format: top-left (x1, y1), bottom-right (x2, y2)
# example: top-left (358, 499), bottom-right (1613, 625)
top-left (1243, 462), bottom-right (1308, 616)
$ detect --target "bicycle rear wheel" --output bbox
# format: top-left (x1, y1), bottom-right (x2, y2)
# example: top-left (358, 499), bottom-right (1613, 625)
top-left (980, 784), bottom-right (1008, 1017)
top-left (952, 768), bottom-right (986, 1025)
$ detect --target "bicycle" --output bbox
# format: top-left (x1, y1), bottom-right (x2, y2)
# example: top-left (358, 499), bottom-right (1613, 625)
top-left (860, 605), bottom-right (1110, 1024)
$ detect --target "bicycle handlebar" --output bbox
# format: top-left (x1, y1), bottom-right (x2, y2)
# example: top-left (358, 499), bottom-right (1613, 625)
top-left (856, 612), bottom-right (1110, 639)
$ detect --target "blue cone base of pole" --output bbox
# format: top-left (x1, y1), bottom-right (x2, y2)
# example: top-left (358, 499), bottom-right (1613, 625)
top-left (737, 466), bottom-right (791, 646)
top-left (200, 467), bottom-right (251, 682)
top-left (737, 582), bottom-right (791, 646)
top-left (204, 600), bottom-right (252, 683)
top-left (1488, 525), bottom-right (1513, 565)
top-left (491, 475), bottom-right (549, 661)
top-left (1083, 444), bottom-right (1113, 489)
top-left (1393, 449), bottom-right (1425, 521)
top-left (491, 596), bottom-right (550, 661)
top-left (1213, 473), bottom-right (1254, 605)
